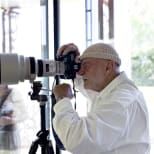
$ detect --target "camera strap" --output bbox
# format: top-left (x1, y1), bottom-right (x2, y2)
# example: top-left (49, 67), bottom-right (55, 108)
top-left (72, 79), bottom-right (78, 110)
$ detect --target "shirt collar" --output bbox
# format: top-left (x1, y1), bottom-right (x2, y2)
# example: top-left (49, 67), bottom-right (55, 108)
top-left (98, 71), bottom-right (128, 97)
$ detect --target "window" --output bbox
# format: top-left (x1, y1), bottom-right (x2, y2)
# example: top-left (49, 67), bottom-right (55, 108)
top-left (98, 0), bottom-right (114, 41)
top-left (0, 4), bottom-right (43, 154)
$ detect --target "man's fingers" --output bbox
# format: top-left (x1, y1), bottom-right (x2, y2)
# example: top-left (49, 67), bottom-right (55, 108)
top-left (57, 43), bottom-right (80, 57)
top-left (57, 44), bottom-right (68, 57)
top-left (53, 83), bottom-right (74, 100)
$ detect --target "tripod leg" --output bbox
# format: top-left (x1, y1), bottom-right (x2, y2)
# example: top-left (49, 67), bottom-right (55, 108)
top-left (29, 139), bottom-right (39, 154)
top-left (46, 140), bottom-right (55, 154)
top-left (29, 139), bottom-right (54, 154)
top-left (40, 139), bottom-right (54, 154)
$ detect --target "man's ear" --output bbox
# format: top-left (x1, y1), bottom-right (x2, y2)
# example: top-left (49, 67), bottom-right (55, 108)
top-left (106, 60), bottom-right (114, 72)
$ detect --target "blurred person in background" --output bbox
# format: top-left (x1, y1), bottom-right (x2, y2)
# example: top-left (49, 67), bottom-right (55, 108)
top-left (0, 84), bottom-right (27, 154)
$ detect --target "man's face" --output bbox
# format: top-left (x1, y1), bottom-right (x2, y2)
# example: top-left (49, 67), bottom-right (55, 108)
top-left (78, 58), bottom-right (110, 92)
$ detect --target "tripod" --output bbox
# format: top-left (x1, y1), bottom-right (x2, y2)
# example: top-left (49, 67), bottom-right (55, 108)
top-left (28, 81), bottom-right (54, 154)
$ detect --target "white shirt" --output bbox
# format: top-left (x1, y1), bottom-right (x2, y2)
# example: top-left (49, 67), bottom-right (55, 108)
top-left (53, 72), bottom-right (150, 154)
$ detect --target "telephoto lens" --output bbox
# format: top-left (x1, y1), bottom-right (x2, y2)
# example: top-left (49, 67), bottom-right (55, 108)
top-left (0, 52), bottom-right (80, 84)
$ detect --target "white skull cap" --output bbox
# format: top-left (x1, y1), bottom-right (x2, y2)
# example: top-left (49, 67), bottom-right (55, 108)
top-left (81, 43), bottom-right (121, 66)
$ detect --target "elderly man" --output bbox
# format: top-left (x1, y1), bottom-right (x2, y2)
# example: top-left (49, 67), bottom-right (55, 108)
top-left (52, 43), bottom-right (150, 154)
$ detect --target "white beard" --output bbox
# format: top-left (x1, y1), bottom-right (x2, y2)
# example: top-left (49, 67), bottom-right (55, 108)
top-left (74, 75), bottom-right (99, 112)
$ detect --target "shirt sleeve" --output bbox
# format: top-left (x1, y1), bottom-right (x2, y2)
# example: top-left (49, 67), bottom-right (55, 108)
top-left (53, 96), bottom-right (130, 154)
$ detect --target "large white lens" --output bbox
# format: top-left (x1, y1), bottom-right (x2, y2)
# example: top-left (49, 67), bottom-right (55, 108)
top-left (0, 53), bottom-right (66, 85)
top-left (0, 53), bottom-right (34, 84)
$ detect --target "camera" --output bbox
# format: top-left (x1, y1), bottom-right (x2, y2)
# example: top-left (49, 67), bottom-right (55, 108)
top-left (0, 51), bottom-right (80, 84)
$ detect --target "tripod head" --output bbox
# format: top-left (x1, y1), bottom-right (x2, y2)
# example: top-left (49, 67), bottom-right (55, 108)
top-left (29, 81), bottom-right (48, 103)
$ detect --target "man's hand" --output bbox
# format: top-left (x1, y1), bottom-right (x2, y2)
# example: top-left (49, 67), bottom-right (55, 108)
top-left (53, 83), bottom-right (74, 102)
top-left (0, 116), bottom-right (14, 126)
top-left (57, 43), bottom-right (80, 63)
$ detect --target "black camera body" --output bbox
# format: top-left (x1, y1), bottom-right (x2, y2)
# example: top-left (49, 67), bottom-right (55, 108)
top-left (57, 51), bottom-right (81, 79)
